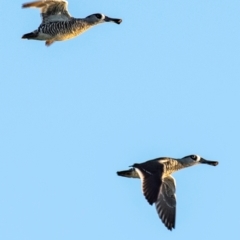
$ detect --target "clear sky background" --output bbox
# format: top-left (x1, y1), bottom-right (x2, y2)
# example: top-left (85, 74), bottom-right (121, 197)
top-left (0, 0), bottom-right (239, 239)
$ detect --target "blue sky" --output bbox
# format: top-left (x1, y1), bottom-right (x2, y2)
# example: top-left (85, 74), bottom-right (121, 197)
top-left (0, 0), bottom-right (239, 239)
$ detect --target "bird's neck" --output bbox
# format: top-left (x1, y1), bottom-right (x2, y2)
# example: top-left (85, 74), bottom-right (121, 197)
top-left (75, 18), bottom-right (100, 27)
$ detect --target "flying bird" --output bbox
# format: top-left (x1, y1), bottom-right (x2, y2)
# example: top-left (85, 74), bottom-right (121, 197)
top-left (117, 154), bottom-right (218, 230)
top-left (22, 0), bottom-right (122, 46)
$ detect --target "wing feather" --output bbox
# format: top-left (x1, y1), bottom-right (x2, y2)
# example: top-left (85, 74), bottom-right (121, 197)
top-left (155, 175), bottom-right (176, 230)
top-left (134, 163), bottom-right (163, 205)
top-left (22, 0), bottom-right (71, 23)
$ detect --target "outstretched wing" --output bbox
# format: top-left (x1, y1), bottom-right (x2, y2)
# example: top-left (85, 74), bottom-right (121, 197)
top-left (22, 0), bottom-right (71, 23)
top-left (155, 175), bottom-right (176, 230)
top-left (134, 162), bottom-right (164, 205)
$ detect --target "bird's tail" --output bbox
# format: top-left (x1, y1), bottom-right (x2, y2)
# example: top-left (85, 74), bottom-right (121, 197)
top-left (117, 168), bottom-right (139, 178)
top-left (22, 31), bottom-right (38, 39)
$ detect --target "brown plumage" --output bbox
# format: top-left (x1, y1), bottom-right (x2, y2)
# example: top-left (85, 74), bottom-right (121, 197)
top-left (22, 0), bottom-right (122, 46)
top-left (117, 155), bottom-right (218, 230)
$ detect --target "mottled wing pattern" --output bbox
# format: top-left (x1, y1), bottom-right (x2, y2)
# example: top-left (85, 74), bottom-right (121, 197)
top-left (22, 0), bottom-right (71, 23)
top-left (155, 175), bottom-right (176, 230)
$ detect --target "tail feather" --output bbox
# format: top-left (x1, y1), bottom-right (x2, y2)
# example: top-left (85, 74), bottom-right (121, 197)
top-left (117, 168), bottom-right (139, 178)
top-left (22, 31), bottom-right (38, 39)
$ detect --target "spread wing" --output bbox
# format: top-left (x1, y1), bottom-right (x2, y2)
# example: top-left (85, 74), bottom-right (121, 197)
top-left (22, 0), bottom-right (71, 23)
top-left (134, 162), bottom-right (164, 205)
top-left (155, 175), bottom-right (176, 230)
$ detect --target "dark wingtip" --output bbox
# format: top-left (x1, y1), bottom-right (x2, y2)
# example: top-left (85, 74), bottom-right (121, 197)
top-left (22, 2), bottom-right (45, 8)
top-left (22, 3), bottom-right (29, 8)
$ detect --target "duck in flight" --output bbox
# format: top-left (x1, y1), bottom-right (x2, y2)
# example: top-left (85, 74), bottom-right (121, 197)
top-left (22, 0), bottom-right (122, 46)
top-left (117, 154), bottom-right (218, 230)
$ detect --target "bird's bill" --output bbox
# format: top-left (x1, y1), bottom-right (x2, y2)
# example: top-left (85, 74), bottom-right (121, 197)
top-left (105, 16), bottom-right (122, 24)
top-left (200, 158), bottom-right (218, 166)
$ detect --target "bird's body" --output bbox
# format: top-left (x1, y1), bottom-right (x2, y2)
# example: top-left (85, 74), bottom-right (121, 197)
top-left (22, 0), bottom-right (122, 46)
top-left (117, 155), bottom-right (218, 230)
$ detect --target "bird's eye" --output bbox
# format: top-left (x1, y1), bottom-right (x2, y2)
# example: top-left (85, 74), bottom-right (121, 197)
top-left (191, 155), bottom-right (197, 160)
top-left (95, 14), bottom-right (103, 19)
